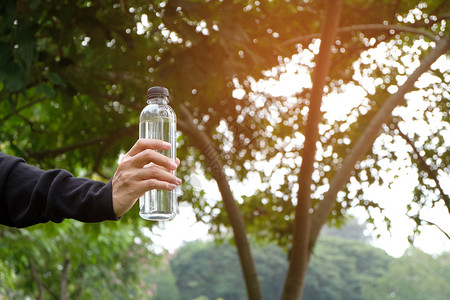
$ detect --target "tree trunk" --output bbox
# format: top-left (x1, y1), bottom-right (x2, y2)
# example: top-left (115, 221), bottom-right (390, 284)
top-left (281, 1), bottom-right (342, 299)
top-left (178, 105), bottom-right (262, 300)
top-left (29, 260), bottom-right (44, 300)
top-left (310, 34), bottom-right (450, 245)
top-left (60, 258), bottom-right (70, 300)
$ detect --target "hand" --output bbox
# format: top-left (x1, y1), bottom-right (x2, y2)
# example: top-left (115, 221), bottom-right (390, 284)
top-left (111, 139), bottom-right (181, 217)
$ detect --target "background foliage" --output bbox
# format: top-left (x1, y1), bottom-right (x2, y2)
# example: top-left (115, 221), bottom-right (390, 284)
top-left (1, 0), bottom-right (449, 298)
top-left (164, 223), bottom-right (449, 300)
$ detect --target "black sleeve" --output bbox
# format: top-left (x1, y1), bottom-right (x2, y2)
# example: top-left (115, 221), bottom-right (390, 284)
top-left (0, 153), bottom-right (119, 228)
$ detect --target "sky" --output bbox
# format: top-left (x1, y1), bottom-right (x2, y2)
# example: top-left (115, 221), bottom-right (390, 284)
top-left (148, 34), bottom-right (449, 259)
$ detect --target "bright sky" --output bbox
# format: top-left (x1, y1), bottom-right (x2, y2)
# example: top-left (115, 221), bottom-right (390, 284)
top-left (148, 34), bottom-right (449, 259)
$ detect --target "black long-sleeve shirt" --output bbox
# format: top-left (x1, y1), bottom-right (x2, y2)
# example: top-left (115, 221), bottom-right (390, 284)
top-left (0, 153), bottom-right (118, 228)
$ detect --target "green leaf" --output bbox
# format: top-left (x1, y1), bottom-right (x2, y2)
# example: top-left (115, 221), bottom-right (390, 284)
top-left (0, 62), bottom-right (26, 92)
top-left (35, 83), bottom-right (56, 97)
top-left (0, 42), bottom-right (12, 65)
top-left (15, 29), bottom-right (36, 71)
top-left (9, 140), bottom-right (26, 157)
top-left (29, 0), bottom-right (41, 10)
top-left (61, 94), bottom-right (74, 111)
top-left (47, 72), bottom-right (66, 87)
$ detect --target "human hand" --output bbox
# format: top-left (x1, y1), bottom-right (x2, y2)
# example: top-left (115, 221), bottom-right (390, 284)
top-left (111, 139), bottom-right (181, 218)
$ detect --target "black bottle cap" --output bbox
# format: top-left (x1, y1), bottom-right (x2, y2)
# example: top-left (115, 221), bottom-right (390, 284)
top-left (147, 86), bottom-right (169, 99)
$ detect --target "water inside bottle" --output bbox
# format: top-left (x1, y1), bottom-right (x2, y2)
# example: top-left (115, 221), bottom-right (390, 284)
top-left (139, 117), bottom-right (177, 221)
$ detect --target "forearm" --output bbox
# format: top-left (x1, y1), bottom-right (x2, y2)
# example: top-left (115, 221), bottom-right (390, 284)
top-left (0, 153), bottom-right (118, 228)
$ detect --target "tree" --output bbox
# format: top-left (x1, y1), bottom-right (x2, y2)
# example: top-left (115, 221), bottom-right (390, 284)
top-left (320, 218), bottom-right (370, 242)
top-left (139, 252), bottom-right (181, 300)
top-left (169, 236), bottom-right (394, 300)
top-left (170, 241), bottom-right (248, 300)
top-left (304, 236), bottom-right (392, 300)
top-left (176, 1), bottom-right (449, 298)
top-left (170, 240), bottom-right (289, 300)
top-left (1, 0), bottom-right (449, 299)
top-left (174, 1), bottom-right (449, 298)
top-left (362, 249), bottom-right (450, 300)
top-left (0, 220), bottom-right (153, 299)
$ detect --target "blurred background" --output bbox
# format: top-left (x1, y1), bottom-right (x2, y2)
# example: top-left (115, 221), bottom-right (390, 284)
top-left (0, 0), bottom-right (449, 299)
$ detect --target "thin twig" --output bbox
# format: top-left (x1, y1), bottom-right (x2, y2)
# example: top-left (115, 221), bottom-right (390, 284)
top-left (421, 219), bottom-right (450, 240)
top-left (27, 124), bottom-right (138, 160)
top-left (91, 142), bottom-right (111, 180)
top-left (282, 24), bottom-right (439, 45)
top-left (0, 97), bottom-right (47, 123)
top-left (394, 122), bottom-right (450, 214)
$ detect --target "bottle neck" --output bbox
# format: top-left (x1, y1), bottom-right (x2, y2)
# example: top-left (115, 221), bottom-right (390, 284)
top-left (147, 97), bottom-right (168, 105)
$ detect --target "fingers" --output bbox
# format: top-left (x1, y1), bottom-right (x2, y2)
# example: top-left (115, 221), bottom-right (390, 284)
top-left (131, 149), bottom-right (178, 170)
top-left (127, 139), bottom-right (171, 157)
top-left (125, 168), bottom-right (180, 208)
top-left (137, 178), bottom-right (178, 193)
top-left (136, 164), bottom-right (181, 186)
top-left (112, 139), bottom-right (182, 218)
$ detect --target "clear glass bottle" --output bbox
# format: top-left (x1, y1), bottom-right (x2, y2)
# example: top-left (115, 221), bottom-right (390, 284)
top-left (139, 86), bottom-right (177, 221)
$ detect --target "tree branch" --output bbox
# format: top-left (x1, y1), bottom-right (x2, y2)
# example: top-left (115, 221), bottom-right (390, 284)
top-left (29, 260), bottom-right (44, 300)
top-left (421, 219), bottom-right (450, 240)
top-left (394, 122), bottom-right (450, 214)
top-left (310, 34), bottom-right (450, 245)
top-left (0, 97), bottom-right (47, 124)
top-left (26, 124), bottom-right (138, 160)
top-left (91, 142), bottom-right (111, 180)
top-left (282, 1), bottom-right (343, 299)
top-left (27, 136), bottom-right (105, 160)
top-left (43, 285), bottom-right (59, 300)
top-left (282, 23), bottom-right (439, 45)
top-left (60, 258), bottom-right (70, 300)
